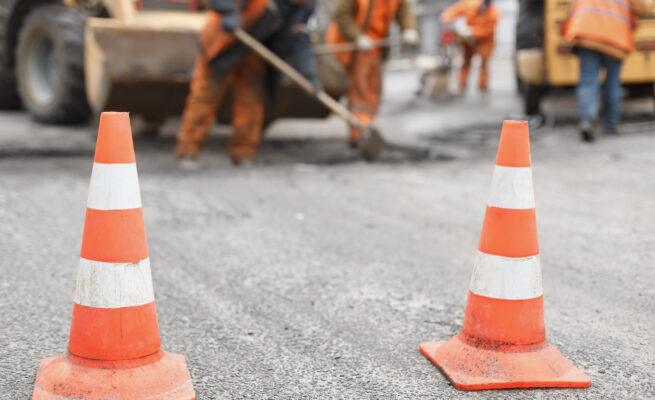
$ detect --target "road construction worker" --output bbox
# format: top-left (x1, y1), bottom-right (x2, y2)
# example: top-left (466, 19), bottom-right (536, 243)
top-left (176, 0), bottom-right (319, 164)
top-left (441, 0), bottom-right (499, 93)
top-left (326, 0), bottom-right (419, 146)
top-left (563, 0), bottom-right (653, 142)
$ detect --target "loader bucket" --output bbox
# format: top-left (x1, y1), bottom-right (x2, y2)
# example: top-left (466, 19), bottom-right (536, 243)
top-left (85, 12), bottom-right (205, 120)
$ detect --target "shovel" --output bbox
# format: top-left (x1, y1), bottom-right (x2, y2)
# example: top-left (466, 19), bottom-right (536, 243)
top-left (234, 28), bottom-right (384, 161)
top-left (312, 37), bottom-right (402, 55)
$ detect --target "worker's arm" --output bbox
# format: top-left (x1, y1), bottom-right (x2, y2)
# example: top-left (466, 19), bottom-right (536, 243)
top-left (333, 0), bottom-right (363, 41)
top-left (209, 0), bottom-right (240, 32)
top-left (396, 0), bottom-right (418, 30)
top-left (209, 0), bottom-right (237, 14)
top-left (441, 1), bottom-right (466, 22)
top-left (631, 0), bottom-right (653, 17)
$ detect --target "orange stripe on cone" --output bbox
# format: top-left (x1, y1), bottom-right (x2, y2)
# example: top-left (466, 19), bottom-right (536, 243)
top-left (69, 302), bottom-right (160, 360)
top-left (419, 120), bottom-right (589, 390)
top-left (478, 207), bottom-right (538, 258)
top-left (94, 112), bottom-right (136, 164)
top-left (461, 291), bottom-right (545, 347)
top-left (80, 208), bottom-right (148, 263)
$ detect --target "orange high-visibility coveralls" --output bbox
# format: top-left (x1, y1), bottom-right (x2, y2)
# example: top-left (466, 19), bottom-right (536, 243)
top-left (442, 0), bottom-right (499, 92)
top-left (176, 0), bottom-right (269, 163)
top-left (326, 0), bottom-right (416, 144)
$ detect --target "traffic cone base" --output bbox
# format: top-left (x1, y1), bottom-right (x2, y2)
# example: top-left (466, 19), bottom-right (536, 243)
top-left (32, 350), bottom-right (195, 399)
top-left (420, 336), bottom-right (590, 390)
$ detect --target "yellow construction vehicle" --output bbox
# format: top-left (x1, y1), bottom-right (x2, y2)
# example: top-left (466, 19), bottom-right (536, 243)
top-left (0, 0), bottom-right (346, 129)
top-left (516, 0), bottom-right (655, 116)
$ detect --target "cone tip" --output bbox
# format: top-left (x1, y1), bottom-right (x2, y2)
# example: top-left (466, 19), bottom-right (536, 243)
top-left (496, 120), bottom-right (531, 167)
top-left (502, 120), bottom-right (529, 129)
top-left (95, 112), bottom-right (135, 164)
top-left (102, 111), bottom-right (129, 116)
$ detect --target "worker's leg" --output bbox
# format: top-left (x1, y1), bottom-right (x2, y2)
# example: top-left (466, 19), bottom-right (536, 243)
top-left (459, 44), bottom-right (474, 93)
top-left (476, 39), bottom-right (494, 92)
top-left (347, 50), bottom-right (383, 145)
top-left (230, 53), bottom-right (266, 163)
top-left (176, 55), bottom-right (227, 158)
top-left (576, 48), bottom-right (602, 141)
top-left (479, 56), bottom-right (489, 92)
top-left (600, 54), bottom-right (623, 134)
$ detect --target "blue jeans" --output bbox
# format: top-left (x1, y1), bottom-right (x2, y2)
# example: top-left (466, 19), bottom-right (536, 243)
top-left (576, 47), bottom-right (623, 131)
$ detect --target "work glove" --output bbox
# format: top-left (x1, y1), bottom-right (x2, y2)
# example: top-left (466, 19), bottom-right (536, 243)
top-left (356, 35), bottom-right (374, 51)
top-left (402, 29), bottom-right (419, 45)
top-left (221, 12), bottom-right (240, 34)
top-left (453, 18), bottom-right (473, 41)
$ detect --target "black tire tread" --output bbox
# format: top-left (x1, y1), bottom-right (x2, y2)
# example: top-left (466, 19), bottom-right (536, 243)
top-left (0, 0), bottom-right (21, 109)
top-left (16, 4), bottom-right (90, 123)
top-left (516, 0), bottom-right (544, 50)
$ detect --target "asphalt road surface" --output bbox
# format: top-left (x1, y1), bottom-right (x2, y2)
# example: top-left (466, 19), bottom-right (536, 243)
top-left (1, 66), bottom-right (654, 399)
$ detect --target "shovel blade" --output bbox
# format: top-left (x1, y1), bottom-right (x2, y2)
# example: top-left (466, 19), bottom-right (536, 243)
top-left (360, 127), bottom-right (385, 161)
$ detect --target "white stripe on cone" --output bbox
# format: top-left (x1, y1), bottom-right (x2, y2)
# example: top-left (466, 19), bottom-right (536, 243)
top-left (74, 257), bottom-right (155, 308)
top-left (87, 163), bottom-right (142, 211)
top-left (469, 251), bottom-right (543, 300)
top-left (487, 166), bottom-right (535, 210)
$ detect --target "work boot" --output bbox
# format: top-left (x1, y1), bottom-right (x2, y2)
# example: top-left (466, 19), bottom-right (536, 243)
top-left (579, 118), bottom-right (596, 143)
top-left (232, 159), bottom-right (254, 167)
top-left (178, 158), bottom-right (200, 171)
top-left (527, 114), bottom-right (545, 130)
top-left (602, 126), bottom-right (619, 136)
top-left (230, 149), bottom-right (256, 166)
top-left (349, 128), bottom-right (361, 148)
top-left (175, 140), bottom-right (201, 159)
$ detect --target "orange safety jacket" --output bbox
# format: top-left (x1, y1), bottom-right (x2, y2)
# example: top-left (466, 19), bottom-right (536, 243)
top-left (326, 0), bottom-right (402, 66)
top-left (564, 0), bottom-right (637, 58)
top-left (199, 0), bottom-right (271, 61)
top-left (441, 0), bottom-right (500, 41)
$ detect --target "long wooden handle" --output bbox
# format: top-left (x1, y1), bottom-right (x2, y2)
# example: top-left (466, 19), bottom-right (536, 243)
top-left (313, 37), bottom-right (401, 55)
top-left (234, 28), bottom-right (362, 128)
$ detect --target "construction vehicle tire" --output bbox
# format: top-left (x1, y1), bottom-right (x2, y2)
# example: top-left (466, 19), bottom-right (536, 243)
top-left (516, 0), bottom-right (543, 50)
top-left (15, 4), bottom-right (90, 123)
top-left (0, 68), bottom-right (20, 109)
top-left (0, 0), bottom-right (21, 109)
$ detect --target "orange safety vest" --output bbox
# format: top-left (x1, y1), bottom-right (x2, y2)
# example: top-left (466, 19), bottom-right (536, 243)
top-left (326, 0), bottom-right (402, 66)
top-left (199, 0), bottom-right (271, 61)
top-left (441, 0), bottom-right (499, 41)
top-left (564, 0), bottom-right (636, 53)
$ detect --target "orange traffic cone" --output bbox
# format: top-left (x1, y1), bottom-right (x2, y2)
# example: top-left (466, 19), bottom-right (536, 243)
top-left (32, 112), bottom-right (195, 399)
top-left (420, 120), bottom-right (590, 390)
